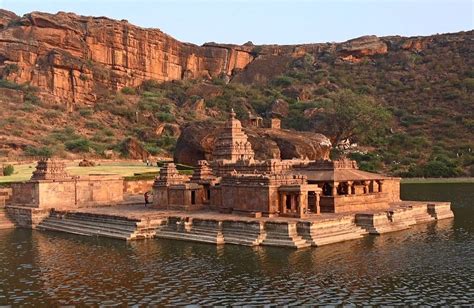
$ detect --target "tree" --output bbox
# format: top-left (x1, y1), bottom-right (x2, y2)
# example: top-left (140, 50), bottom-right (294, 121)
top-left (312, 89), bottom-right (392, 146)
top-left (3, 165), bottom-right (14, 176)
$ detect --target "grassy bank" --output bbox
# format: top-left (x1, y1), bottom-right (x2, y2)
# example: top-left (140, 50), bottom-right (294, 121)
top-left (401, 177), bottom-right (474, 184)
top-left (0, 161), bottom-right (159, 183)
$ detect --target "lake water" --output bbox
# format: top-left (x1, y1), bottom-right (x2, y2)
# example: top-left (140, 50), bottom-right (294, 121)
top-left (0, 183), bottom-right (473, 305)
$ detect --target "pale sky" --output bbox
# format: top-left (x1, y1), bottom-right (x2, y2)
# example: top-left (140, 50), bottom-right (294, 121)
top-left (1, 0), bottom-right (473, 45)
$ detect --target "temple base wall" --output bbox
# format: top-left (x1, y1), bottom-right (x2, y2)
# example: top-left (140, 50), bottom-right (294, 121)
top-left (10, 175), bottom-right (124, 209)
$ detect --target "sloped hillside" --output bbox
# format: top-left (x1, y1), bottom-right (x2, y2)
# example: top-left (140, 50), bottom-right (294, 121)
top-left (0, 9), bottom-right (472, 177)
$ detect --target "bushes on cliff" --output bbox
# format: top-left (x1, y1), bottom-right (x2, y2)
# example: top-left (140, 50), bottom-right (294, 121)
top-left (24, 146), bottom-right (54, 157)
top-left (65, 138), bottom-right (91, 153)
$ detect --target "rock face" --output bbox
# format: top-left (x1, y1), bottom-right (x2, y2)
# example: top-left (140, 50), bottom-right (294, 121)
top-left (0, 10), bottom-right (451, 106)
top-left (174, 121), bottom-right (331, 166)
top-left (0, 11), bottom-right (255, 105)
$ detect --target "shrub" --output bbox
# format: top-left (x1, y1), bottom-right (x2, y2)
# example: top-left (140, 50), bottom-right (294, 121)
top-left (156, 112), bottom-right (175, 123)
top-left (24, 146), bottom-right (54, 157)
top-left (0, 79), bottom-right (22, 90)
top-left (78, 108), bottom-right (93, 117)
top-left (65, 138), bottom-right (91, 153)
top-left (85, 120), bottom-right (102, 129)
top-left (272, 75), bottom-right (294, 87)
top-left (79, 73), bottom-right (88, 81)
top-left (2, 165), bottom-right (14, 176)
top-left (3, 64), bottom-right (19, 76)
top-left (141, 79), bottom-right (160, 92)
top-left (121, 86), bottom-right (136, 95)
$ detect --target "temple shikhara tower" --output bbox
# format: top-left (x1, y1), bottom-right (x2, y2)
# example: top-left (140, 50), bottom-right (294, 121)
top-left (212, 109), bottom-right (255, 162)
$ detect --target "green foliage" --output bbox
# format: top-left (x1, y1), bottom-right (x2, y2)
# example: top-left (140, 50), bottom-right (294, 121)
top-left (0, 79), bottom-right (22, 90)
top-left (312, 89), bottom-right (392, 145)
top-left (3, 64), bottom-right (19, 76)
top-left (65, 138), bottom-right (91, 153)
top-left (121, 86), bottom-right (136, 95)
top-left (78, 108), bottom-right (93, 117)
top-left (156, 112), bottom-right (175, 123)
top-left (157, 134), bottom-right (177, 152)
top-left (141, 79), bottom-right (161, 92)
top-left (349, 152), bottom-right (383, 172)
top-left (272, 75), bottom-right (295, 87)
top-left (2, 165), bottom-right (14, 176)
top-left (24, 146), bottom-right (54, 157)
top-left (79, 73), bottom-right (88, 81)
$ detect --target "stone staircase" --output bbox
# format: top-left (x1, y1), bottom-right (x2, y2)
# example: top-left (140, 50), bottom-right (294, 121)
top-left (156, 217), bottom-right (225, 244)
top-left (221, 220), bottom-right (266, 246)
top-left (37, 211), bottom-right (162, 240)
top-left (298, 217), bottom-right (368, 247)
top-left (0, 209), bottom-right (15, 229)
top-left (356, 208), bottom-right (416, 235)
top-left (261, 222), bottom-right (310, 248)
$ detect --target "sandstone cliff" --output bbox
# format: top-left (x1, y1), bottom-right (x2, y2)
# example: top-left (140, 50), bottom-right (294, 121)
top-left (0, 9), bottom-right (444, 106)
top-left (0, 10), bottom-right (254, 105)
top-left (174, 121), bottom-right (331, 166)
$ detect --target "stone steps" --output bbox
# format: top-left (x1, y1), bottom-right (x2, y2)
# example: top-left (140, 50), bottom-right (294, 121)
top-left (38, 220), bottom-right (131, 240)
top-left (310, 228), bottom-right (367, 246)
top-left (48, 216), bottom-right (139, 233)
top-left (261, 236), bottom-right (310, 249)
top-left (156, 227), bottom-right (225, 244)
top-left (261, 222), bottom-right (311, 249)
top-left (222, 231), bottom-right (265, 246)
top-left (298, 219), bottom-right (368, 246)
top-left (37, 213), bottom-right (157, 240)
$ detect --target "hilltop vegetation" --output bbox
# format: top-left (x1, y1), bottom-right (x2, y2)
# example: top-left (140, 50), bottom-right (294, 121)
top-left (0, 21), bottom-right (472, 177)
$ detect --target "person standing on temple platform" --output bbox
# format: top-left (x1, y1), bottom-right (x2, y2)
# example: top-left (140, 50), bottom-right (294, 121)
top-left (144, 191), bottom-right (150, 207)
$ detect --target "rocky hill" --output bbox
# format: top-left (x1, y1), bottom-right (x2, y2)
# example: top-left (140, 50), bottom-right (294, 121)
top-left (0, 10), bottom-right (472, 177)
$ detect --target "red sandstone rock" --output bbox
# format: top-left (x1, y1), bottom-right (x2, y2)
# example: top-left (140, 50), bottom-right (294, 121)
top-left (174, 121), bottom-right (331, 166)
top-left (0, 11), bottom-right (255, 104)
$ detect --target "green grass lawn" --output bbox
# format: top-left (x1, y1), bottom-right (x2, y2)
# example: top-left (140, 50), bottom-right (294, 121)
top-left (401, 177), bottom-right (474, 184)
top-left (0, 161), bottom-right (159, 183)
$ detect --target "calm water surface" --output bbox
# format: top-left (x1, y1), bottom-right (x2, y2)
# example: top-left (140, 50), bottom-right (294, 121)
top-left (0, 183), bottom-right (473, 305)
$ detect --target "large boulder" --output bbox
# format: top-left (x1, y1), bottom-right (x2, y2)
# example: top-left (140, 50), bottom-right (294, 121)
top-left (174, 121), bottom-right (331, 166)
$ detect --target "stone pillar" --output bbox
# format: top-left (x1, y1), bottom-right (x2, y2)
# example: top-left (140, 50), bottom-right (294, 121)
top-left (377, 180), bottom-right (384, 193)
top-left (362, 181), bottom-right (370, 194)
top-left (347, 181), bottom-right (354, 195)
top-left (291, 194), bottom-right (297, 213)
top-left (315, 192), bottom-right (321, 214)
top-left (281, 193), bottom-right (287, 214)
top-left (298, 193), bottom-right (305, 217)
top-left (332, 182), bottom-right (339, 196)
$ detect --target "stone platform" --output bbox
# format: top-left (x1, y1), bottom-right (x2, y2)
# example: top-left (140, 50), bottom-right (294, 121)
top-left (4, 200), bottom-right (454, 249)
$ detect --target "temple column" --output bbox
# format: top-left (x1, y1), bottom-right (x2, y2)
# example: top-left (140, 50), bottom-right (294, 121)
top-left (281, 193), bottom-right (287, 214)
top-left (315, 192), bottom-right (321, 214)
top-left (377, 180), bottom-right (384, 193)
top-left (291, 194), bottom-right (297, 213)
top-left (347, 181), bottom-right (354, 195)
top-left (298, 192), bottom-right (305, 217)
top-left (332, 182), bottom-right (339, 196)
top-left (362, 181), bottom-right (370, 194)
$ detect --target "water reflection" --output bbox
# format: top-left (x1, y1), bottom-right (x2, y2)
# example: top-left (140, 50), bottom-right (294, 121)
top-left (0, 183), bottom-right (472, 305)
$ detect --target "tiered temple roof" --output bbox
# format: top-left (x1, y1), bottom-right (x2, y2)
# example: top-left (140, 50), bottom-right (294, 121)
top-left (30, 159), bottom-right (72, 181)
top-left (153, 163), bottom-right (188, 186)
top-left (212, 109), bottom-right (255, 162)
top-left (292, 158), bottom-right (390, 182)
top-left (191, 160), bottom-right (217, 184)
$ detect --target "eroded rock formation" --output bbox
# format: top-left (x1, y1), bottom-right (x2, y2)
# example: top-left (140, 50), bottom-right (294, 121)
top-left (0, 9), bottom-right (453, 106)
top-left (0, 11), bottom-right (255, 105)
top-left (174, 121), bottom-right (331, 166)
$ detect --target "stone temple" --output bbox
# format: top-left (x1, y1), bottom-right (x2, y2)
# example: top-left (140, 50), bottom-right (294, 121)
top-left (153, 109), bottom-right (401, 218)
top-left (1, 110), bottom-right (454, 248)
